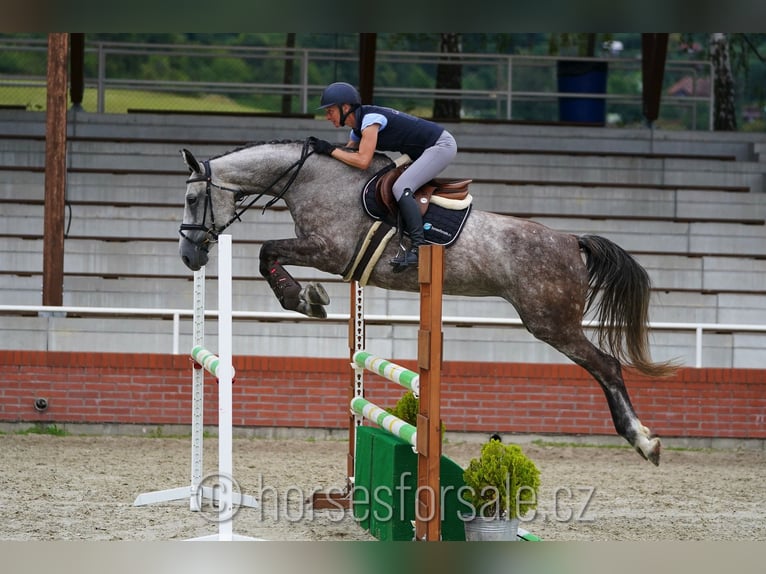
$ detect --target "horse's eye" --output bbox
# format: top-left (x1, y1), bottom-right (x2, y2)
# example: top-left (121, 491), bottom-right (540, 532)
top-left (187, 195), bottom-right (198, 206)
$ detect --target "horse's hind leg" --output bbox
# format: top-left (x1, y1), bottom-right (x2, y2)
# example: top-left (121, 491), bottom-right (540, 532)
top-left (583, 345), bottom-right (661, 465)
top-left (530, 323), bottom-right (661, 465)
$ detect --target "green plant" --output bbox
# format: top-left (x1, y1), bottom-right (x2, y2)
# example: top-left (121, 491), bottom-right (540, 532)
top-left (461, 439), bottom-right (540, 519)
top-left (386, 391), bottom-right (419, 425)
top-left (17, 423), bottom-right (69, 436)
top-left (386, 391), bottom-right (446, 438)
top-left (548, 33), bottom-right (612, 57)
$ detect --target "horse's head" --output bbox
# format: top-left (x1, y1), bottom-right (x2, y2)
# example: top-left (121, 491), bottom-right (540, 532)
top-left (177, 139), bottom-right (386, 272)
top-left (178, 148), bottom-right (237, 270)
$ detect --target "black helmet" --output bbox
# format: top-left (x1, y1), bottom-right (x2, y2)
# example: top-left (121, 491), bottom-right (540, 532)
top-left (318, 82), bottom-right (361, 109)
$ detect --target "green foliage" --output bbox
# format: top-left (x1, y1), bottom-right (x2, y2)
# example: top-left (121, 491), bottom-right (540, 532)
top-left (17, 423), bottom-right (69, 436)
top-left (1, 33), bottom-right (763, 127)
top-left (386, 391), bottom-right (419, 426)
top-left (461, 439), bottom-right (540, 519)
top-left (386, 391), bottom-right (446, 438)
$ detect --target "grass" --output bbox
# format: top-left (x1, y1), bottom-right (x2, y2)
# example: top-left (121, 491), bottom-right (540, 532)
top-left (142, 426), bottom-right (216, 439)
top-left (16, 423), bottom-right (69, 436)
top-left (0, 84), bottom-right (272, 115)
top-left (531, 438), bottom-right (709, 453)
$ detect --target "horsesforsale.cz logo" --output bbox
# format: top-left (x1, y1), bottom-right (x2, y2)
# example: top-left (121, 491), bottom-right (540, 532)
top-left (423, 222), bottom-right (452, 239)
top-left (192, 472), bottom-right (245, 523)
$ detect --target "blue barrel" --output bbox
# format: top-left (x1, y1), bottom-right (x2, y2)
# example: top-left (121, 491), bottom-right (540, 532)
top-left (557, 60), bottom-right (608, 125)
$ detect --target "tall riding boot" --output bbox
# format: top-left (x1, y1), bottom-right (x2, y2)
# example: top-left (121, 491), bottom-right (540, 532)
top-left (390, 189), bottom-right (425, 272)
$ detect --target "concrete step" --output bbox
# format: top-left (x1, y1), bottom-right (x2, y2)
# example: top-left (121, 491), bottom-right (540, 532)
top-left (532, 216), bottom-right (766, 258)
top-left (0, 202), bottom-right (292, 242)
top-left (0, 170), bottom-right (184, 205)
top-left (5, 270), bottom-right (764, 323)
top-left (5, 183), bottom-right (765, 246)
top-left (471, 182), bottom-right (766, 223)
top-left (2, 109), bottom-right (761, 160)
top-left (3, 237), bottom-right (766, 293)
top-left (444, 160), bottom-right (762, 193)
top-left (5, 175), bottom-right (763, 227)
top-left (3, 139), bottom-right (761, 195)
top-left (634, 253), bottom-right (766, 295)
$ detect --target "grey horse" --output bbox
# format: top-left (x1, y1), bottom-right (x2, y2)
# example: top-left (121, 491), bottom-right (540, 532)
top-left (178, 139), bottom-right (676, 465)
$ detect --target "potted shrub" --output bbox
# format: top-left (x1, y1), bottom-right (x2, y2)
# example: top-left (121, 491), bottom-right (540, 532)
top-left (459, 438), bottom-right (540, 541)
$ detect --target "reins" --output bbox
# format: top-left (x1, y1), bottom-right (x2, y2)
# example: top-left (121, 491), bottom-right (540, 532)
top-left (179, 139), bottom-right (315, 250)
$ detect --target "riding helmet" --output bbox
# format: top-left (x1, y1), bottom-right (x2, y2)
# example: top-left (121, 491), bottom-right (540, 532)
top-left (318, 82), bottom-right (361, 109)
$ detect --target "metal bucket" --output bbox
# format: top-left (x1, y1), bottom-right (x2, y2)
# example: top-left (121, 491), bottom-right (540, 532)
top-left (462, 516), bottom-right (520, 541)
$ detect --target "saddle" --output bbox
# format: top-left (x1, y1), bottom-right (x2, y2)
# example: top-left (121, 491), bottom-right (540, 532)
top-left (375, 163), bottom-right (473, 217)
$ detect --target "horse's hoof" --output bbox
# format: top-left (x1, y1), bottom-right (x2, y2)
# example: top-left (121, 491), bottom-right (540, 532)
top-left (636, 437), bottom-right (661, 466)
top-left (308, 304), bottom-right (327, 319)
top-left (646, 438), bottom-right (661, 466)
top-left (296, 301), bottom-right (327, 319)
top-left (301, 282), bottom-right (330, 306)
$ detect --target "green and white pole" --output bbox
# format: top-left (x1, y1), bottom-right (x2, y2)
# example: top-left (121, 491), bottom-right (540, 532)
top-left (350, 397), bottom-right (417, 448)
top-left (191, 345), bottom-right (237, 380)
top-left (352, 351), bottom-right (420, 397)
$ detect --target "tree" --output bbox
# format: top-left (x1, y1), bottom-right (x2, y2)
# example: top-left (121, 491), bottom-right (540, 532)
top-left (433, 33), bottom-right (462, 120)
top-left (281, 33), bottom-right (296, 115)
top-left (710, 33), bottom-right (737, 131)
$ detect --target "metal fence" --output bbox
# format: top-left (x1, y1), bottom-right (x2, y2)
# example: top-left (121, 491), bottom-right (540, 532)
top-left (0, 38), bottom-right (713, 129)
top-left (1, 303), bottom-right (764, 368)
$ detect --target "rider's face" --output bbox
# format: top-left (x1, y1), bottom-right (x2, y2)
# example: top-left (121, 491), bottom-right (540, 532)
top-left (324, 105), bottom-right (340, 127)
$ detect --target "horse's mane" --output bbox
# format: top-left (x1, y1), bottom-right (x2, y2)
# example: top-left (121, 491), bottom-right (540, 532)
top-left (208, 138), bottom-right (393, 166)
top-left (208, 139), bottom-right (305, 161)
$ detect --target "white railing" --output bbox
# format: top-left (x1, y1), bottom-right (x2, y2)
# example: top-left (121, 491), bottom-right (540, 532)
top-left (1, 303), bottom-right (764, 369)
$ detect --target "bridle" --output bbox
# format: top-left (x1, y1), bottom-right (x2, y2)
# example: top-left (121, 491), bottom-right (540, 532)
top-left (178, 139), bottom-right (314, 252)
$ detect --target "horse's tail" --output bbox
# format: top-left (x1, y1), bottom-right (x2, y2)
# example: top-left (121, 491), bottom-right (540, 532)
top-left (578, 234), bottom-right (678, 377)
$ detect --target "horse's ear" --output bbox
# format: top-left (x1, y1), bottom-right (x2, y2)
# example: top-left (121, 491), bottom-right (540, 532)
top-left (180, 148), bottom-right (202, 175)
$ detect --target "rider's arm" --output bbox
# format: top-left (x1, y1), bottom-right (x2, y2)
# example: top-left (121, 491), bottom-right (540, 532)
top-left (330, 123), bottom-right (380, 170)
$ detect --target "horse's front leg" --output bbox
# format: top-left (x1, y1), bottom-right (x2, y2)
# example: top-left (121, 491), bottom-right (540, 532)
top-left (259, 238), bottom-right (331, 319)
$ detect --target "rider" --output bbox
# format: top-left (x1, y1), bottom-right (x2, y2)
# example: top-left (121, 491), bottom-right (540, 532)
top-left (310, 81), bottom-right (458, 272)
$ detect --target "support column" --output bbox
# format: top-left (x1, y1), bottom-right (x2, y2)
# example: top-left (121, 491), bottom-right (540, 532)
top-left (415, 244), bottom-right (444, 541)
top-left (42, 33), bottom-right (69, 306)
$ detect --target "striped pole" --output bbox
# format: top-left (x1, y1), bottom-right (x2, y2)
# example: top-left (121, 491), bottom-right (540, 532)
top-left (190, 345), bottom-right (236, 380)
top-left (190, 266), bottom-right (205, 511)
top-left (350, 397), bottom-right (417, 448)
top-left (217, 233), bottom-right (235, 541)
top-left (352, 351), bottom-right (420, 396)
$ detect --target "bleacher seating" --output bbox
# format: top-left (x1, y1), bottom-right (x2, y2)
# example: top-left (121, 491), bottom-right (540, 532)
top-left (0, 110), bottom-right (764, 367)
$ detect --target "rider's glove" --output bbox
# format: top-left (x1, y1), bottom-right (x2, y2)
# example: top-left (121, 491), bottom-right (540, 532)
top-left (309, 136), bottom-right (335, 156)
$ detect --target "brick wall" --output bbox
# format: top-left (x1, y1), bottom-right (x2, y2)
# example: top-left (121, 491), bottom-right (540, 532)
top-left (1, 351), bottom-right (764, 439)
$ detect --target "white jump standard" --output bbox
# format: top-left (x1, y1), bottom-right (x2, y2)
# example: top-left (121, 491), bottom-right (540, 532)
top-left (133, 234), bottom-right (258, 541)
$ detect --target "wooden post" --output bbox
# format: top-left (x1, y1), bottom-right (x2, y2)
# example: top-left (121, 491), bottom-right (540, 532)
top-left (415, 244), bottom-right (444, 541)
top-left (641, 33), bottom-right (669, 126)
top-left (358, 34), bottom-right (377, 104)
top-left (42, 33), bottom-right (69, 307)
top-left (69, 33), bottom-right (85, 109)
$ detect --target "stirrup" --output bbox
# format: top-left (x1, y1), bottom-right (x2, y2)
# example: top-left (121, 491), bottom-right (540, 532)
top-left (390, 248), bottom-right (419, 272)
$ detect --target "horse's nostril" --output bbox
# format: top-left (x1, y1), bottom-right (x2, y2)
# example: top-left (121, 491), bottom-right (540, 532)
top-left (182, 255), bottom-right (190, 266)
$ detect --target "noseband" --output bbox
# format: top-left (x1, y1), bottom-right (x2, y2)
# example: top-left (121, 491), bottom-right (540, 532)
top-left (178, 139), bottom-right (314, 252)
